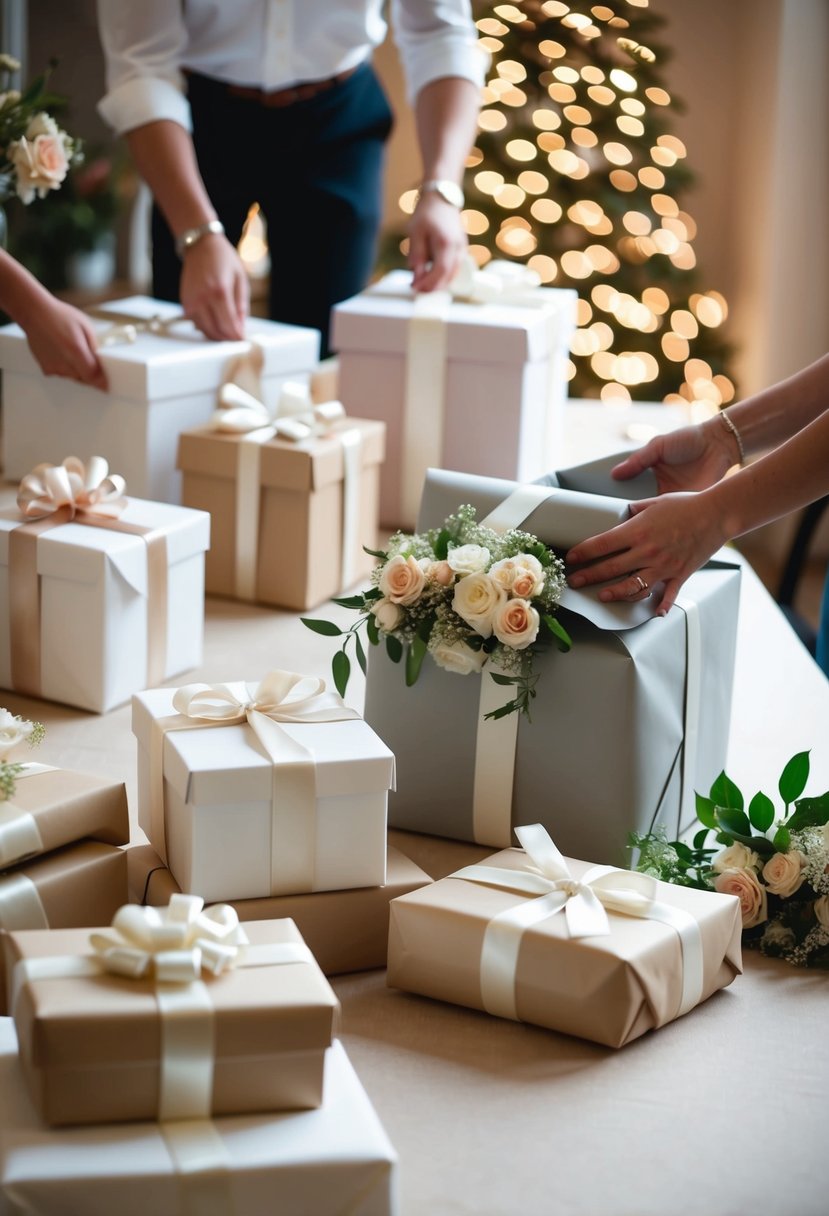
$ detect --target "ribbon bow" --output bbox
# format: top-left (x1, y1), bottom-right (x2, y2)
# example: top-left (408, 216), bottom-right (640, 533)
top-left (211, 377), bottom-right (346, 442)
top-left (94, 309), bottom-right (189, 347)
top-left (172, 670), bottom-right (361, 730)
top-left (450, 256), bottom-right (545, 307)
top-left (16, 456), bottom-right (127, 521)
top-left (89, 893), bottom-right (248, 983)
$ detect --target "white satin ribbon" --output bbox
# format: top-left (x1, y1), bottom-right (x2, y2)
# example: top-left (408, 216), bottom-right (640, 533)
top-left (675, 593), bottom-right (702, 835)
top-left (0, 871), bottom-right (50, 929)
top-left (402, 291), bottom-right (451, 526)
top-left (162, 1119), bottom-right (235, 1216)
top-left (150, 671), bottom-right (361, 893)
top-left (0, 763), bottom-right (56, 868)
top-left (452, 823), bottom-right (704, 1024)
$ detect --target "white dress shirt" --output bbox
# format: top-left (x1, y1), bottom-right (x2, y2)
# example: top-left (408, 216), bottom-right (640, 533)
top-left (97, 0), bottom-right (486, 135)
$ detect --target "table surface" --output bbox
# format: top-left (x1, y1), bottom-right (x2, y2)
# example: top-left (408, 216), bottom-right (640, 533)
top-left (2, 399), bottom-right (828, 1215)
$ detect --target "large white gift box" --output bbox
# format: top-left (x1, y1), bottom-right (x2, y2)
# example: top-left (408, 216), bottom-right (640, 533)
top-left (132, 673), bottom-right (395, 901)
top-left (331, 268), bottom-right (577, 528)
top-left (0, 1024), bottom-right (399, 1216)
top-left (0, 489), bottom-right (209, 714)
top-left (0, 296), bottom-right (320, 504)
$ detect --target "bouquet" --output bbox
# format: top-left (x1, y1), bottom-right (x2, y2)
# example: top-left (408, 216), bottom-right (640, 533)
top-left (303, 504), bottom-right (571, 720)
top-left (631, 752), bottom-right (829, 968)
top-left (0, 707), bottom-right (45, 800)
top-left (0, 53), bottom-right (75, 207)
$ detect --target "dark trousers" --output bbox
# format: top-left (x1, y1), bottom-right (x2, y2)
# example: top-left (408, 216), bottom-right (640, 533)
top-left (151, 63), bottom-right (394, 357)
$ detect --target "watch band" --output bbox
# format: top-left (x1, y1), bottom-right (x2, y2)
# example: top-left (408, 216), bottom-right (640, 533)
top-left (175, 219), bottom-right (226, 258)
top-left (415, 179), bottom-right (464, 209)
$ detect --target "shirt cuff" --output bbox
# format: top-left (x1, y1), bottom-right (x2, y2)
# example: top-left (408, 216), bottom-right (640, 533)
top-left (98, 75), bottom-right (192, 135)
top-left (402, 38), bottom-right (488, 106)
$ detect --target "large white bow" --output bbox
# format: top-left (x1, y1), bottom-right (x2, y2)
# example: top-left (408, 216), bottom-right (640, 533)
top-left (450, 256), bottom-right (545, 308)
top-left (172, 669), bottom-right (361, 733)
top-left (211, 376), bottom-right (346, 442)
top-left (17, 456), bottom-right (127, 521)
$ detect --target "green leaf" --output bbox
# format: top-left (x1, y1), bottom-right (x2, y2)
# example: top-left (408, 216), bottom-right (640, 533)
top-left (673, 841), bottom-right (694, 862)
top-left (748, 791), bottom-right (775, 833)
top-left (772, 824), bottom-right (791, 853)
top-left (385, 634), bottom-right (403, 664)
top-left (695, 793), bottom-right (717, 830)
top-left (709, 771), bottom-right (744, 812)
top-left (354, 632), bottom-right (367, 676)
top-left (693, 827), bottom-right (711, 850)
top-left (405, 635), bottom-right (428, 687)
top-left (363, 587), bottom-right (383, 602)
top-left (332, 650), bottom-right (351, 699)
top-left (484, 700), bottom-right (519, 721)
top-left (715, 806), bottom-right (752, 838)
top-left (779, 751), bottom-right (810, 804)
top-left (330, 594), bottom-right (366, 609)
top-left (543, 614), bottom-right (572, 652)
top-left (786, 793), bottom-right (829, 832)
top-left (417, 617), bottom-right (434, 643)
top-left (720, 827), bottom-right (775, 858)
top-left (489, 672), bottom-right (520, 686)
top-left (300, 617), bottom-right (342, 637)
top-left (366, 613), bottom-right (380, 646)
top-left (362, 545), bottom-right (388, 560)
top-left (434, 528), bottom-right (451, 561)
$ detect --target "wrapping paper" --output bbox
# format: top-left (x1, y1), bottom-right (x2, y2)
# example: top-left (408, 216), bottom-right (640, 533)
top-left (177, 416), bottom-right (385, 609)
top-left (332, 270), bottom-right (577, 527)
top-left (5, 917), bottom-right (339, 1127)
top-left (0, 766), bottom-right (128, 871)
top-left (364, 465), bottom-right (742, 862)
top-left (387, 844), bottom-right (743, 1048)
top-left (128, 843), bottom-right (433, 976)
top-left (0, 841), bottom-right (128, 1014)
top-left (0, 296), bottom-right (321, 504)
top-left (0, 1028), bottom-right (398, 1216)
top-left (0, 495), bottom-right (210, 713)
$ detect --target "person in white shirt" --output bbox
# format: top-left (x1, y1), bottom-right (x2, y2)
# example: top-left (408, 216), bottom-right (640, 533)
top-left (96, 0), bottom-right (485, 355)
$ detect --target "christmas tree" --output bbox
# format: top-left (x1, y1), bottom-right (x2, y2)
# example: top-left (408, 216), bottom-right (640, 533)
top-left (389, 0), bottom-right (736, 406)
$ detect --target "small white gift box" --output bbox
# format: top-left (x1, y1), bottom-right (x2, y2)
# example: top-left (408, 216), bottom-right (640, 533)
top-left (132, 673), bottom-right (395, 902)
top-left (0, 296), bottom-right (320, 505)
top-left (0, 473), bottom-right (209, 714)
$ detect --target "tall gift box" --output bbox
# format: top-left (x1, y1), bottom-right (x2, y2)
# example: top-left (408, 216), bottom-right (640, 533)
top-left (0, 472), bottom-right (210, 713)
top-left (133, 672), bottom-right (395, 901)
top-left (331, 268), bottom-right (577, 528)
top-left (387, 827), bottom-right (742, 1048)
top-left (0, 296), bottom-right (320, 504)
top-left (364, 466), bottom-right (742, 864)
top-left (0, 765), bottom-right (128, 871)
top-left (0, 1027), bottom-right (398, 1216)
top-left (4, 913), bottom-right (339, 1126)
top-left (178, 409), bottom-right (385, 610)
top-left (128, 842), bottom-right (432, 977)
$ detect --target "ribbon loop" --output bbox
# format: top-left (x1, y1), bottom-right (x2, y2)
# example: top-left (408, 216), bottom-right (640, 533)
top-left (17, 456), bottom-right (128, 521)
top-left (89, 896), bottom-right (247, 982)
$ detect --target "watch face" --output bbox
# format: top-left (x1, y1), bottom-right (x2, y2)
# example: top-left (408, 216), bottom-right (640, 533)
top-left (420, 180), bottom-right (464, 209)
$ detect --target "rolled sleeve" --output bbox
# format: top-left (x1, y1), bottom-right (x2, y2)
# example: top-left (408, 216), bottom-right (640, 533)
top-left (393, 0), bottom-right (487, 104)
top-left (98, 75), bottom-right (192, 135)
top-left (96, 0), bottom-right (192, 134)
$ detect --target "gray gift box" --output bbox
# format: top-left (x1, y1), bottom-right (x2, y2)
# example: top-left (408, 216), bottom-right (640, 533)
top-left (363, 462), bottom-right (742, 864)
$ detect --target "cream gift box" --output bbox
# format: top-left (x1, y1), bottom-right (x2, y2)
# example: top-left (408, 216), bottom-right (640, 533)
top-left (0, 488), bottom-right (210, 713)
top-left (5, 912), bottom-right (339, 1126)
top-left (386, 827), bottom-right (743, 1049)
top-left (177, 415), bottom-right (385, 610)
top-left (0, 296), bottom-right (321, 505)
top-left (331, 268), bottom-right (578, 528)
top-left (363, 465), bottom-right (742, 864)
top-left (132, 673), bottom-right (395, 901)
top-left (128, 842), bottom-right (432, 976)
top-left (0, 840), bottom-right (128, 1014)
top-left (0, 765), bottom-right (128, 871)
top-left (0, 1027), bottom-right (398, 1216)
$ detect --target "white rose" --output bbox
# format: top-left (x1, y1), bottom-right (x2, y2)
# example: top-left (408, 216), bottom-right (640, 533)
top-left (378, 554), bottom-right (426, 606)
top-left (0, 708), bottom-right (35, 759)
top-left (714, 867), bottom-right (768, 928)
top-left (491, 598), bottom-right (540, 649)
top-left (762, 850), bottom-right (806, 898)
top-left (712, 842), bottom-right (760, 874)
top-left (814, 895), bottom-right (829, 931)
top-left (490, 554), bottom-right (545, 600)
top-left (447, 544), bottom-right (490, 576)
top-left (452, 573), bottom-right (506, 638)
top-left (429, 638), bottom-right (486, 676)
top-left (370, 597), bottom-right (403, 633)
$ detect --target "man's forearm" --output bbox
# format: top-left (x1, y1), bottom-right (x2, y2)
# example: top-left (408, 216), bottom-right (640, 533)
top-left (414, 76), bottom-right (480, 185)
top-left (125, 119), bottom-right (217, 237)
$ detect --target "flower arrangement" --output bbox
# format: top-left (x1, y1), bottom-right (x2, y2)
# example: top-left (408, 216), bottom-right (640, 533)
top-left (302, 504), bottom-right (571, 720)
top-left (0, 707), bottom-right (46, 800)
top-left (631, 752), bottom-right (829, 968)
top-left (0, 54), bottom-right (75, 207)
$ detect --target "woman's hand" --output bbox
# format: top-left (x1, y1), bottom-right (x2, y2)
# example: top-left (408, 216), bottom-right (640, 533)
top-left (23, 296), bottom-right (108, 389)
top-left (612, 418), bottom-right (739, 494)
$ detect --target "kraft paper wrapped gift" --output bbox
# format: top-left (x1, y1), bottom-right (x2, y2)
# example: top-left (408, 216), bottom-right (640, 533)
top-left (0, 1029), bottom-right (398, 1216)
top-left (0, 473), bottom-right (210, 713)
top-left (386, 826), bottom-right (743, 1049)
top-left (0, 296), bottom-right (321, 505)
top-left (128, 842), bottom-right (432, 976)
top-left (5, 912), bottom-right (339, 1126)
top-left (0, 840), bottom-right (128, 1014)
top-left (331, 268), bottom-right (577, 527)
top-left (132, 673), bottom-right (395, 902)
top-left (0, 764), bottom-right (128, 871)
top-left (177, 410), bottom-right (385, 610)
top-left (364, 466), bottom-right (742, 864)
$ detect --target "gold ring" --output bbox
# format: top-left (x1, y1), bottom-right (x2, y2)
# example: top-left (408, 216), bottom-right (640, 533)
top-left (634, 574), bottom-right (649, 594)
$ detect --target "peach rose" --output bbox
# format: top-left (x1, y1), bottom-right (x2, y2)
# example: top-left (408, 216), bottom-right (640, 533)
top-left (714, 867), bottom-right (768, 928)
top-left (378, 554), bottom-right (425, 606)
top-left (429, 638), bottom-right (486, 675)
top-left (11, 114), bottom-right (69, 203)
top-left (491, 598), bottom-right (540, 649)
top-left (813, 894), bottom-right (829, 931)
top-left (446, 544), bottom-right (490, 576)
top-left (762, 850), bottom-right (806, 898)
top-left (452, 572), bottom-right (506, 638)
top-left (427, 559), bottom-right (455, 587)
top-left (712, 842), bottom-right (760, 874)
top-left (370, 597), bottom-right (403, 632)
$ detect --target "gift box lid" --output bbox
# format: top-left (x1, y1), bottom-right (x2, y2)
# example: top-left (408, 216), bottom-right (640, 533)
top-left (177, 417), bottom-right (386, 494)
top-left (0, 296), bottom-right (321, 403)
top-left (132, 684), bottom-right (396, 804)
top-left (332, 270), bottom-right (577, 365)
top-left (5, 917), bottom-right (339, 1068)
top-left (0, 497), bottom-right (210, 592)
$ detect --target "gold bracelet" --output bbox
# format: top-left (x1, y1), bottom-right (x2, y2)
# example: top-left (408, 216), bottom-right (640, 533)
top-left (174, 219), bottom-right (225, 258)
top-left (719, 409), bottom-right (746, 466)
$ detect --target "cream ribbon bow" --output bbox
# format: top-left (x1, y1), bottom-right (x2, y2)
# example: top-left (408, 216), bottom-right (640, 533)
top-left (212, 377), bottom-right (346, 442)
top-left (450, 255), bottom-right (545, 307)
top-left (88, 894), bottom-right (248, 983)
top-left (16, 455), bottom-right (127, 521)
top-left (94, 309), bottom-right (189, 347)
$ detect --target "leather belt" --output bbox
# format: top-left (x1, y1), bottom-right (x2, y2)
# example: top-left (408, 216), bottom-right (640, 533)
top-left (224, 68), bottom-right (357, 108)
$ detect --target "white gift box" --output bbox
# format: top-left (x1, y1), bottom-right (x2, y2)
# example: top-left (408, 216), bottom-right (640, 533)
top-left (0, 296), bottom-right (320, 504)
top-left (0, 497), bottom-right (209, 713)
top-left (0, 1025), bottom-right (399, 1216)
top-left (132, 683), bottom-right (395, 901)
top-left (331, 270), bottom-right (577, 528)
